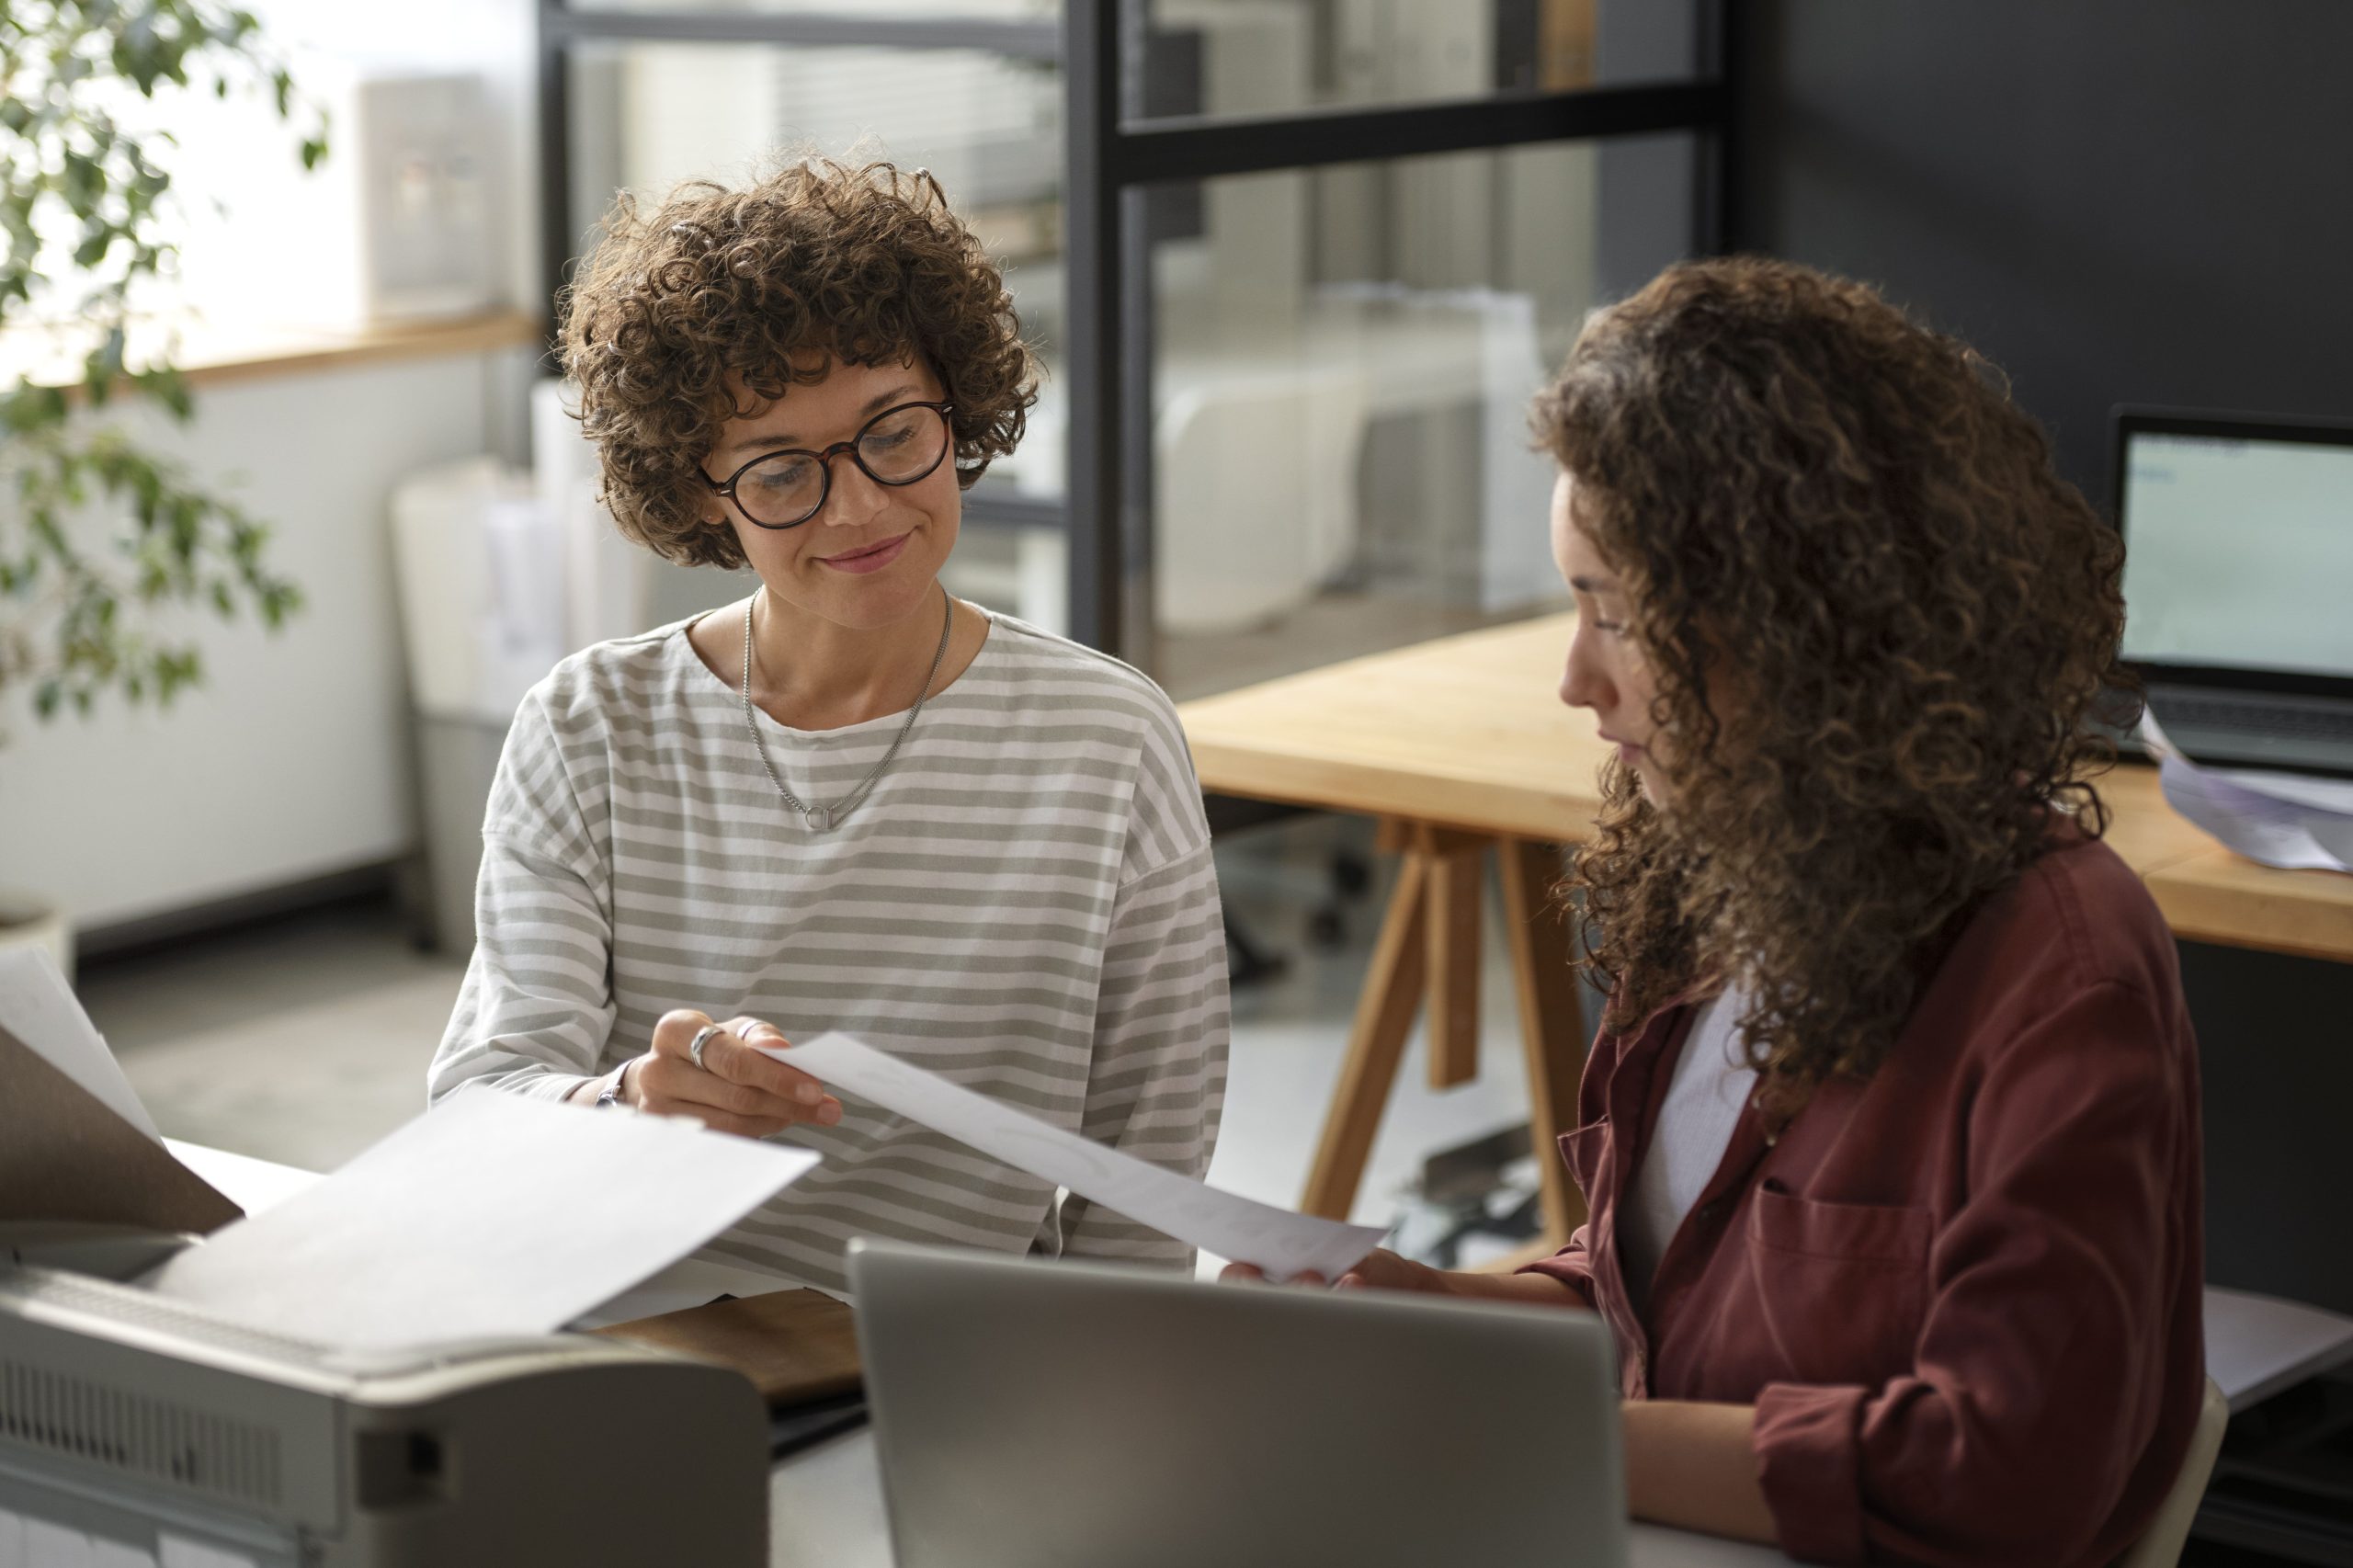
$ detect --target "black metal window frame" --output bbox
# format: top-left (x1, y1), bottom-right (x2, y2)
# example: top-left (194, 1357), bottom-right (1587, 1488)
top-left (537, 1), bottom-right (1735, 654)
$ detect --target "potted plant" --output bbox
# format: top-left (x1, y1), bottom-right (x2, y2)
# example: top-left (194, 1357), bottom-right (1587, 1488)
top-left (0, 2), bottom-right (324, 972)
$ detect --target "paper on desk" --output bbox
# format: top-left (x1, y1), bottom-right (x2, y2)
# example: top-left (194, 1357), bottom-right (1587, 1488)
top-left (2141, 713), bottom-right (2353, 872)
top-left (767, 1032), bottom-right (1384, 1283)
top-left (2204, 1284), bottom-right (2353, 1413)
top-left (0, 947), bottom-right (159, 1140)
top-left (146, 1091), bottom-right (818, 1349)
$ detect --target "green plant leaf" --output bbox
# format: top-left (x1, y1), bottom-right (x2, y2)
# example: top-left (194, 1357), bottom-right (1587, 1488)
top-left (1, 0), bottom-right (317, 730)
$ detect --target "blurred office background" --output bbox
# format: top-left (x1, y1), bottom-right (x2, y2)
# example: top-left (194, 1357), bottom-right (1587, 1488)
top-left (5, 10), bottom-right (2353, 1552)
top-left (6, 0), bottom-right (1727, 1260)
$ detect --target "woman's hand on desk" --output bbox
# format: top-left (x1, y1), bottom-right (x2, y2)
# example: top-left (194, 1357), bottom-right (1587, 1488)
top-left (1222, 1248), bottom-right (1586, 1306)
top-left (1223, 1243), bottom-right (1590, 1309)
top-left (621, 1010), bottom-right (844, 1138)
top-left (1220, 1253), bottom-right (1428, 1290)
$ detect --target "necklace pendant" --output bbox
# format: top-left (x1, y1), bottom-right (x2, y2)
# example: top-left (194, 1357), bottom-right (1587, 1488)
top-left (802, 805), bottom-right (833, 833)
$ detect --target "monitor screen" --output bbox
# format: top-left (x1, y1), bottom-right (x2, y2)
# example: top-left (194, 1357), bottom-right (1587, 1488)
top-left (2120, 426), bottom-right (2353, 680)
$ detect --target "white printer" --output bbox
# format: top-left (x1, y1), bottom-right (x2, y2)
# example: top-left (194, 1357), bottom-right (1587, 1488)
top-left (0, 951), bottom-right (784, 1568)
top-left (0, 1249), bottom-right (768, 1567)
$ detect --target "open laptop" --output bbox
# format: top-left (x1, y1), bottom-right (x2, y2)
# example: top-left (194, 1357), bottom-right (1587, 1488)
top-left (2116, 407), bottom-right (2353, 777)
top-left (847, 1239), bottom-right (1628, 1568)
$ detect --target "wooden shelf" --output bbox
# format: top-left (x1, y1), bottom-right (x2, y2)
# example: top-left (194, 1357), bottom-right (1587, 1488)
top-left (6, 309), bottom-right (546, 397)
top-left (170, 309), bottom-right (547, 389)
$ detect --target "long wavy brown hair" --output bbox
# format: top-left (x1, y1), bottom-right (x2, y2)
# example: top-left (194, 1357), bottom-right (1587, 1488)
top-left (1530, 256), bottom-right (2136, 1108)
top-left (558, 156), bottom-right (1038, 569)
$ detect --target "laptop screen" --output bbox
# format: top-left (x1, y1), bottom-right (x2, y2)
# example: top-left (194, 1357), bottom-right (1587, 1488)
top-left (2120, 424), bottom-right (2353, 681)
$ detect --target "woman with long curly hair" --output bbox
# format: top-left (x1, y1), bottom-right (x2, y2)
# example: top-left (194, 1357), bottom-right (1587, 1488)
top-left (1235, 257), bottom-right (2203, 1563)
top-left (427, 159), bottom-right (1227, 1293)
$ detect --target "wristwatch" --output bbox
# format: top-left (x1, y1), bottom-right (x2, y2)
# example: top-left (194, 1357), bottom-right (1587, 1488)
top-left (593, 1060), bottom-right (632, 1110)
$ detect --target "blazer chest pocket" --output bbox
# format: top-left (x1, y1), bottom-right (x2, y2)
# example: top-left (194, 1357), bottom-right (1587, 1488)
top-left (1561, 1119), bottom-right (1611, 1205)
top-left (1744, 1180), bottom-right (1934, 1388)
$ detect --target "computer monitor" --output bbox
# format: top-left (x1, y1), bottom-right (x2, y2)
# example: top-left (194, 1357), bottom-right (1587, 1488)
top-left (2116, 408), bottom-right (2353, 697)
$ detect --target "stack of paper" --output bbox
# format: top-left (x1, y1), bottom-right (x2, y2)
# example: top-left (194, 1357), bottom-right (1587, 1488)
top-left (0, 948), bottom-right (818, 1350)
top-left (2205, 1284), bottom-right (2353, 1413)
top-left (146, 1093), bottom-right (817, 1349)
top-left (2142, 714), bottom-right (2353, 873)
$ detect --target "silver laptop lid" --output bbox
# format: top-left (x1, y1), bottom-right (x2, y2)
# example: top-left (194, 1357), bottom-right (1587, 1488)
top-left (847, 1240), bottom-right (1628, 1568)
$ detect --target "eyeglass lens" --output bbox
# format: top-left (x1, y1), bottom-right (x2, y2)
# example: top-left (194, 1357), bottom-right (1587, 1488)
top-left (733, 404), bottom-right (949, 527)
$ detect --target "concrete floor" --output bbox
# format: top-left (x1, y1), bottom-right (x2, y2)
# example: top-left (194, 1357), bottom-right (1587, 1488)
top-left (78, 812), bottom-right (1560, 1274)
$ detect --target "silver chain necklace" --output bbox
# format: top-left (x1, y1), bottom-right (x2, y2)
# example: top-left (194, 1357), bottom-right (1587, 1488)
top-left (741, 586), bottom-right (953, 833)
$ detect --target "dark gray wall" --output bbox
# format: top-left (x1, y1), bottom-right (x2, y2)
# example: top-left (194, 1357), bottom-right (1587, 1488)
top-left (1731, 0), bottom-right (2353, 515)
top-left (1731, 0), bottom-right (2353, 1313)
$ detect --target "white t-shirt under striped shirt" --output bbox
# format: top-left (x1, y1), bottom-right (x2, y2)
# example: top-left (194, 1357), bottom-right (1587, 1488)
top-left (426, 608), bottom-right (1231, 1293)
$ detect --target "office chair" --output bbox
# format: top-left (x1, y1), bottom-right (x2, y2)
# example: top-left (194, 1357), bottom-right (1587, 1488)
top-left (2119, 1378), bottom-right (2230, 1568)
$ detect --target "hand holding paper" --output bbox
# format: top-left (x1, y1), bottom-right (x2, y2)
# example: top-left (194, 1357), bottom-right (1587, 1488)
top-left (764, 1032), bottom-right (1384, 1283)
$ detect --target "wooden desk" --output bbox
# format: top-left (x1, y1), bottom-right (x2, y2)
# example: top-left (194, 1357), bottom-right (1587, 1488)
top-left (1178, 614), bottom-right (2353, 1246)
top-left (2146, 845), bottom-right (2353, 964)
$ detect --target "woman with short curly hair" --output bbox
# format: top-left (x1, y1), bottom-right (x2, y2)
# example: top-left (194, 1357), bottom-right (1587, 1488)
top-left (428, 159), bottom-right (1229, 1295)
top-left (1236, 258), bottom-right (2204, 1563)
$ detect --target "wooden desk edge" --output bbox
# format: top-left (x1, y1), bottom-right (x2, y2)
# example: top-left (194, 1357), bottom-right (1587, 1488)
top-left (2146, 850), bottom-right (2353, 962)
top-left (1190, 744), bottom-right (1599, 845)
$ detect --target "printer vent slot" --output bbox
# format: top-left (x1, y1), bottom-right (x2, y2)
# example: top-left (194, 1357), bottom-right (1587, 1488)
top-left (0, 1357), bottom-right (283, 1507)
top-left (12, 1269), bottom-right (339, 1368)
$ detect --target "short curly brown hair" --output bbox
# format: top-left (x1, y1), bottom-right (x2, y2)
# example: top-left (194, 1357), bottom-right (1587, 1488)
top-left (558, 157), bottom-right (1038, 568)
top-left (1531, 256), bottom-right (2136, 1110)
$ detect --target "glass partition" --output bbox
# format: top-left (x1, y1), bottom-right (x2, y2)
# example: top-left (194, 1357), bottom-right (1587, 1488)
top-left (1120, 133), bottom-right (1699, 697)
top-left (572, 0), bottom-right (1053, 15)
top-left (543, 0), bottom-right (1725, 652)
top-left (1131, 0), bottom-right (1702, 123)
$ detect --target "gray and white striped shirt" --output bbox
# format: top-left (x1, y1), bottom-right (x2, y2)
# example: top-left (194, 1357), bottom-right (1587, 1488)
top-left (426, 609), bottom-right (1230, 1292)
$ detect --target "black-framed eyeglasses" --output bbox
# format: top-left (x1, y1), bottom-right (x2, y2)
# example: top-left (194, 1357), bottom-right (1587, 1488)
top-left (702, 399), bottom-right (956, 530)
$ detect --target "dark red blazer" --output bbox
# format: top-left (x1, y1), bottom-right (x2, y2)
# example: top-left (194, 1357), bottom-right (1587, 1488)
top-left (1523, 835), bottom-right (2206, 1565)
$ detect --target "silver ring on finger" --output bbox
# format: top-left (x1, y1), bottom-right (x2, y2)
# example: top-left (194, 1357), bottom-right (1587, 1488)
top-left (688, 1022), bottom-right (725, 1072)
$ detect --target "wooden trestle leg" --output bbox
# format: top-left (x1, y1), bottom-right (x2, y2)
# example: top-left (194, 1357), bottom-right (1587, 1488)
top-left (1300, 822), bottom-right (1591, 1250)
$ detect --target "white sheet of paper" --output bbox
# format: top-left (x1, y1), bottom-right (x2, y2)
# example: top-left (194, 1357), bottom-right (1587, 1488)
top-left (2211, 767), bottom-right (2353, 818)
top-left (153, 1137), bottom-right (779, 1330)
top-left (2204, 1284), bottom-right (2353, 1413)
top-left (2162, 755), bottom-right (2348, 870)
top-left (0, 948), bottom-right (159, 1140)
top-left (163, 1140), bottom-right (321, 1217)
top-left (767, 1032), bottom-right (1384, 1283)
top-left (2141, 713), bottom-right (2353, 873)
top-left (146, 1091), bottom-right (817, 1349)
